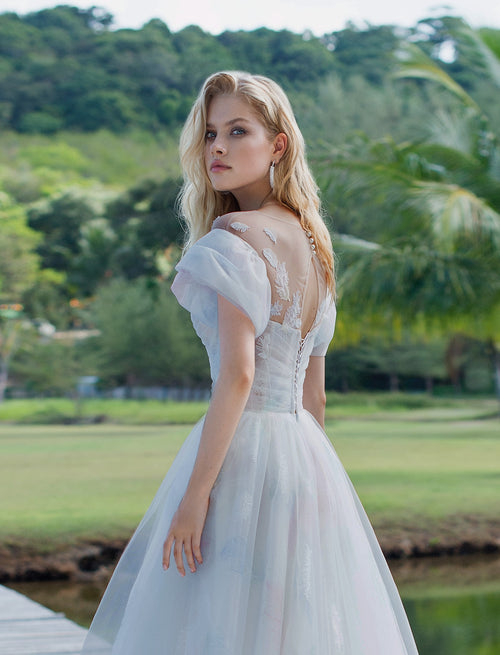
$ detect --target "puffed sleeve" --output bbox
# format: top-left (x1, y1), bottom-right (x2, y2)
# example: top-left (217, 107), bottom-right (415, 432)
top-left (311, 299), bottom-right (337, 356)
top-left (171, 228), bottom-right (271, 340)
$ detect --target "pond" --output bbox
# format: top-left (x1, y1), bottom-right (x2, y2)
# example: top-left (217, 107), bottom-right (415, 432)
top-left (8, 553), bottom-right (500, 654)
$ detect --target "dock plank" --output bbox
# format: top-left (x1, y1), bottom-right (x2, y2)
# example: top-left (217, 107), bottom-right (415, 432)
top-left (0, 585), bottom-right (87, 654)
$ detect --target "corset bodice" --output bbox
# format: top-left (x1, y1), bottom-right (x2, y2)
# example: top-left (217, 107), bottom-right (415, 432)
top-left (210, 321), bottom-right (317, 415)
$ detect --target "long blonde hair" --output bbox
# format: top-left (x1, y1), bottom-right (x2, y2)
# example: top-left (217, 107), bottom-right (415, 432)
top-left (178, 71), bottom-right (335, 294)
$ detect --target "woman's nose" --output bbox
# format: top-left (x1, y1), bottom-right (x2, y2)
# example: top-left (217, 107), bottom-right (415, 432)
top-left (211, 140), bottom-right (226, 156)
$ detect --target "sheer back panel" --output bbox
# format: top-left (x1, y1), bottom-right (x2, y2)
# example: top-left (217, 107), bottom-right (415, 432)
top-left (212, 212), bottom-right (327, 340)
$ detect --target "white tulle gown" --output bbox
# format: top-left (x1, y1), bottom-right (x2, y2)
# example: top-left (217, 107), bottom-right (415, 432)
top-left (81, 213), bottom-right (419, 654)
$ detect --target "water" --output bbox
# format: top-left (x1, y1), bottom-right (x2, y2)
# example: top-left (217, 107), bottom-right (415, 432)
top-left (8, 554), bottom-right (500, 654)
top-left (390, 555), bottom-right (500, 654)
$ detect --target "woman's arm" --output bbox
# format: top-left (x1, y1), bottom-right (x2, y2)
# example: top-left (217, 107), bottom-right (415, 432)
top-left (302, 355), bottom-right (327, 428)
top-left (163, 294), bottom-right (256, 576)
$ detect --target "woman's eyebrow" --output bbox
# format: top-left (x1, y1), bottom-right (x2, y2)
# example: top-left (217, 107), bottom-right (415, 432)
top-left (206, 117), bottom-right (252, 128)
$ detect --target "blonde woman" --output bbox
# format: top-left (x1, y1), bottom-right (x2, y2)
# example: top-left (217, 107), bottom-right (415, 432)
top-left (82, 72), bottom-right (419, 654)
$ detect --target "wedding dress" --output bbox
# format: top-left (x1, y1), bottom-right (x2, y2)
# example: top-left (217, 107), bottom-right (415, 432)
top-left (81, 212), bottom-right (419, 654)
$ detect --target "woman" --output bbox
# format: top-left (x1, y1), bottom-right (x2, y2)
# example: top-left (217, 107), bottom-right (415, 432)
top-left (82, 72), bottom-right (419, 654)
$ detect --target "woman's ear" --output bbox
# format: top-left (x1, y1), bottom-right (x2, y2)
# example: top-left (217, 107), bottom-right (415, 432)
top-left (273, 133), bottom-right (287, 162)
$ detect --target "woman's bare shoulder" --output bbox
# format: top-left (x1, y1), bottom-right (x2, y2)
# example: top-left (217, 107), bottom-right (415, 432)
top-left (211, 211), bottom-right (262, 234)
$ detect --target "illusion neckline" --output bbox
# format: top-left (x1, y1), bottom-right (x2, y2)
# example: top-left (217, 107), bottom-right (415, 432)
top-left (253, 210), bottom-right (304, 229)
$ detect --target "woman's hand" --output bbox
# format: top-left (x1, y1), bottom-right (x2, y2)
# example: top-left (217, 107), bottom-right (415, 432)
top-left (162, 295), bottom-right (255, 577)
top-left (162, 492), bottom-right (210, 576)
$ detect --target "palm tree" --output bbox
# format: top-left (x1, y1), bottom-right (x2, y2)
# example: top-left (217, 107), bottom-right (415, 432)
top-left (320, 20), bottom-right (500, 403)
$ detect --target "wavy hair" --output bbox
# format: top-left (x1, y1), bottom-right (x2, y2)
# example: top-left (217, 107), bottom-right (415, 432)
top-left (178, 71), bottom-right (335, 293)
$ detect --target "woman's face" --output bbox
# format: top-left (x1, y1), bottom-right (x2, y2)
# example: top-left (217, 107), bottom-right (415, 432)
top-left (204, 94), bottom-right (282, 208)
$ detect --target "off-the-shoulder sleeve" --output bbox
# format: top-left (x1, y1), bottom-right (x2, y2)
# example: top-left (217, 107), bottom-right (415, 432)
top-left (311, 300), bottom-right (337, 356)
top-left (171, 228), bottom-right (271, 338)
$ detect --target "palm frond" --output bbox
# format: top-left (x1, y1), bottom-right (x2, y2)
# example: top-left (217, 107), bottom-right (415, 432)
top-left (409, 181), bottom-right (500, 250)
top-left (463, 27), bottom-right (500, 87)
top-left (394, 43), bottom-right (481, 112)
top-left (424, 108), bottom-right (482, 158)
top-left (337, 241), bottom-right (498, 324)
top-left (334, 233), bottom-right (381, 252)
top-left (412, 141), bottom-right (482, 174)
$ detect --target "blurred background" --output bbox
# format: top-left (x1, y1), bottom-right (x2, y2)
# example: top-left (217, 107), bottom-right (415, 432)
top-left (0, 3), bottom-right (499, 654)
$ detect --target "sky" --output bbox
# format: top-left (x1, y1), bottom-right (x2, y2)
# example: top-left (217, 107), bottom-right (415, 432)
top-left (1, 0), bottom-right (499, 35)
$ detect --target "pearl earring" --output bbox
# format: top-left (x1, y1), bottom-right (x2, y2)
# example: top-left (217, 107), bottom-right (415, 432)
top-left (270, 161), bottom-right (276, 190)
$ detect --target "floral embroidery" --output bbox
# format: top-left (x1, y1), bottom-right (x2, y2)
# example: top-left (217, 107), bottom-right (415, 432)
top-left (299, 544), bottom-right (313, 602)
top-left (239, 492), bottom-right (254, 521)
top-left (270, 301), bottom-right (283, 317)
top-left (256, 332), bottom-right (270, 360)
top-left (262, 247), bottom-right (278, 269)
top-left (331, 605), bottom-right (345, 650)
top-left (263, 227), bottom-right (277, 244)
top-left (230, 221), bottom-right (250, 232)
top-left (277, 453), bottom-right (290, 493)
top-left (283, 291), bottom-right (302, 329)
top-left (252, 370), bottom-right (267, 398)
top-left (312, 296), bottom-right (331, 330)
top-left (275, 261), bottom-right (290, 301)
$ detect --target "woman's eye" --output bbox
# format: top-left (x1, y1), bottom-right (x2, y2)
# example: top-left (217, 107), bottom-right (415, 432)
top-left (205, 131), bottom-right (216, 140)
top-left (231, 127), bottom-right (246, 136)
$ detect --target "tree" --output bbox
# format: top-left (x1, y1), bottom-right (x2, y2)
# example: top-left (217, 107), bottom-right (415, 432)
top-left (319, 22), bottom-right (500, 401)
top-left (89, 277), bottom-right (209, 390)
top-left (27, 188), bottom-right (100, 272)
top-left (69, 90), bottom-right (139, 132)
top-left (0, 193), bottom-right (39, 300)
top-left (0, 307), bottom-right (31, 402)
top-left (322, 24), bottom-right (399, 84)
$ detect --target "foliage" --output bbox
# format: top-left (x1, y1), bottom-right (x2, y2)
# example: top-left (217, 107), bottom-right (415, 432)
top-left (326, 339), bottom-right (449, 393)
top-left (0, 6), bottom-right (342, 134)
top-left (0, 10), bottom-right (499, 392)
top-left (88, 277), bottom-right (209, 388)
top-left (0, 193), bottom-right (39, 299)
top-left (27, 188), bottom-right (102, 272)
top-left (0, 314), bottom-right (33, 403)
top-left (12, 336), bottom-right (83, 396)
top-left (19, 178), bottom-right (182, 303)
top-left (322, 35), bottom-right (500, 329)
top-left (5, 6), bottom-right (495, 138)
top-left (321, 24), bottom-right (399, 84)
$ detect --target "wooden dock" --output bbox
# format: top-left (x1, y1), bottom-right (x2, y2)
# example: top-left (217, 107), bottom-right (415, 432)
top-left (0, 584), bottom-right (87, 654)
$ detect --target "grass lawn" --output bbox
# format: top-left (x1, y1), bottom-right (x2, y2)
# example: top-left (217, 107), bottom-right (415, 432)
top-left (0, 398), bottom-right (209, 425)
top-left (0, 396), bottom-right (498, 549)
top-left (0, 392), bottom-right (496, 425)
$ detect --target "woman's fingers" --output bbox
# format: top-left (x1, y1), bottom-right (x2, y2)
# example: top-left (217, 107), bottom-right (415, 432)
top-left (184, 539), bottom-right (196, 573)
top-left (162, 533), bottom-right (174, 570)
top-left (193, 537), bottom-right (203, 565)
top-left (174, 538), bottom-right (186, 576)
top-left (163, 533), bottom-right (203, 575)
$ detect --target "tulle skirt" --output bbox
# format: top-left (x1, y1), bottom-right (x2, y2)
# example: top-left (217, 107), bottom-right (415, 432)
top-left (81, 410), bottom-right (418, 654)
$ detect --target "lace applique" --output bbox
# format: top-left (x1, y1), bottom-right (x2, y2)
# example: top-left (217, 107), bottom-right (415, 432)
top-left (275, 261), bottom-right (290, 301)
top-left (312, 296), bottom-right (330, 330)
top-left (263, 227), bottom-right (277, 244)
top-left (270, 301), bottom-right (283, 317)
top-left (262, 247), bottom-right (278, 268)
top-left (252, 370), bottom-right (267, 398)
top-left (299, 544), bottom-right (313, 603)
top-left (230, 221), bottom-right (250, 233)
top-left (283, 291), bottom-right (302, 329)
top-left (239, 492), bottom-right (254, 522)
top-left (277, 453), bottom-right (290, 491)
top-left (256, 332), bottom-right (270, 360)
top-left (331, 605), bottom-right (345, 650)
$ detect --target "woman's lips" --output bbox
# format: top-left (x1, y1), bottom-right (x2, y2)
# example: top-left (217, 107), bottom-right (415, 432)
top-left (210, 162), bottom-right (230, 172)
